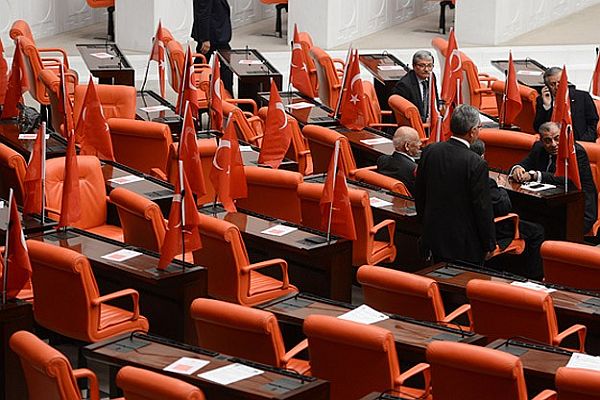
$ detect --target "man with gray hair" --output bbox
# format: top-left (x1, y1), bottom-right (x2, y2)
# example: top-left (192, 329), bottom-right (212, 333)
top-left (390, 50), bottom-right (439, 122)
top-left (415, 104), bottom-right (496, 265)
top-left (377, 127), bottom-right (421, 195)
top-left (533, 66), bottom-right (598, 142)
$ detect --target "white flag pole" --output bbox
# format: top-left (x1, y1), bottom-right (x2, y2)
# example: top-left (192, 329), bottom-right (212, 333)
top-left (2, 189), bottom-right (14, 305)
top-left (326, 140), bottom-right (340, 243)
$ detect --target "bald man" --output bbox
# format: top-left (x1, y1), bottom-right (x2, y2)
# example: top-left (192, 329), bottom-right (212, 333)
top-left (376, 127), bottom-right (421, 195)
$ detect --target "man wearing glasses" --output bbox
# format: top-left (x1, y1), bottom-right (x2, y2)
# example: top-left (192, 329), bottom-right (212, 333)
top-left (390, 50), bottom-right (439, 122)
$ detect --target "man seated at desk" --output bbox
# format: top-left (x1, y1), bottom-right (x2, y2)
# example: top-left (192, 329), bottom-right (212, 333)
top-left (376, 127), bottom-right (420, 195)
top-left (510, 121), bottom-right (598, 233)
top-left (390, 50), bottom-right (439, 123)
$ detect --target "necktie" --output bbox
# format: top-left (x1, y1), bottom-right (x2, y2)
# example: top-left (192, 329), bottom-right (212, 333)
top-left (546, 154), bottom-right (555, 172)
top-left (422, 80), bottom-right (429, 122)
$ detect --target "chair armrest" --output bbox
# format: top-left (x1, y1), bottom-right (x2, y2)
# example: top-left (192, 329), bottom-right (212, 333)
top-left (72, 368), bottom-right (100, 400)
top-left (370, 219), bottom-right (396, 243)
top-left (368, 122), bottom-right (398, 129)
top-left (282, 339), bottom-right (308, 363)
top-left (531, 390), bottom-right (557, 400)
top-left (395, 362), bottom-right (430, 397)
top-left (92, 289), bottom-right (140, 320)
top-left (494, 213), bottom-right (521, 239)
top-left (554, 324), bottom-right (587, 353)
top-left (149, 167), bottom-right (168, 182)
top-left (442, 303), bottom-right (472, 329)
top-left (380, 110), bottom-right (393, 117)
top-left (192, 52), bottom-right (207, 64)
top-left (474, 87), bottom-right (494, 94)
top-left (225, 98), bottom-right (258, 115)
top-left (39, 47), bottom-right (70, 68)
top-left (242, 259), bottom-right (291, 297)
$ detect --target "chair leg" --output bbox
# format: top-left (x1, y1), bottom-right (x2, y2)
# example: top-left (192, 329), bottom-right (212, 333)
top-left (439, 1), bottom-right (455, 35)
top-left (275, 4), bottom-right (287, 38)
top-left (107, 6), bottom-right (115, 42)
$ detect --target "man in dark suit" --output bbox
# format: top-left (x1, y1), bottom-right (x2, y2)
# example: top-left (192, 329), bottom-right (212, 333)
top-left (192, 0), bottom-right (233, 93)
top-left (376, 127), bottom-right (420, 195)
top-left (415, 104), bottom-right (496, 265)
top-left (511, 121), bottom-right (598, 233)
top-left (533, 67), bottom-right (598, 142)
top-left (390, 50), bottom-right (439, 122)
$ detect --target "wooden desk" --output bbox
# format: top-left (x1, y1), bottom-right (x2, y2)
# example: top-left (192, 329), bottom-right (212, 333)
top-left (359, 54), bottom-right (408, 111)
top-left (76, 43), bottom-right (135, 86)
top-left (199, 205), bottom-right (353, 303)
top-left (0, 121), bottom-right (67, 159)
top-left (0, 300), bottom-right (34, 400)
top-left (218, 49), bottom-right (282, 103)
top-left (490, 171), bottom-right (584, 243)
top-left (0, 203), bottom-right (56, 243)
top-left (30, 228), bottom-right (206, 344)
top-left (333, 126), bottom-right (394, 167)
top-left (417, 263), bottom-right (600, 355)
top-left (491, 59), bottom-right (547, 92)
top-left (258, 91), bottom-right (338, 127)
top-left (136, 90), bottom-right (182, 135)
top-left (258, 293), bottom-right (485, 365)
top-left (84, 332), bottom-right (329, 399)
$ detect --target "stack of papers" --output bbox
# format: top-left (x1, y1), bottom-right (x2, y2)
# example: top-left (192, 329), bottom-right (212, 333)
top-left (163, 357), bottom-right (210, 375)
top-left (360, 138), bottom-right (392, 146)
top-left (369, 197), bottom-right (393, 208)
top-left (198, 363), bottom-right (264, 385)
top-left (566, 353), bottom-right (600, 372)
top-left (107, 175), bottom-right (145, 185)
top-left (101, 249), bottom-right (142, 262)
top-left (261, 224), bottom-right (298, 237)
top-left (377, 65), bottom-right (403, 71)
top-left (338, 304), bottom-right (389, 325)
top-left (510, 281), bottom-right (556, 293)
top-left (286, 102), bottom-right (315, 110)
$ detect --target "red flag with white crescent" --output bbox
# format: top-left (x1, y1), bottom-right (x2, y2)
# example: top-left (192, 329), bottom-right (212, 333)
top-left (290, 24), bottom-right (314, 97)
top-left (501, 52), bottom-right (522, 126)
top-left (258, 79), bottom-right (293, 168)
top-left (23, 123), bottom-right (46, 215)
top-left (0, 38), bottom-right (8, 105)
top-left (179, 102), bottom-right (207, 197)
top-left (339, 50), bottom-right (368, 131)
top-left (1, 192), bottom-right (32, 299)
top-left (149, 20), bottom-right (166, 98)
top-left (176, 46), bottom-right (198, 118)
top-left (440, 28), bottom-right (462, 106)
top-left (210, 55), bottom-right (224, 132)
top-left (1, 40), bottom-right (27, 119)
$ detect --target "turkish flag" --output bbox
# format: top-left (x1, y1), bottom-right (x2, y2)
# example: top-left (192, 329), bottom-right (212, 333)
top-left (440, 28), bottom-right (462, 107)
top-left (209, 117), bottom-right (247, 212)
top-left (149, 20), bottom-right (166, 98)
top-left (290, 24), bottom-right (314, 98)
top-left (0, 38), bottom-right (8, 105)
top-left (179, 102), bottom-right (207, 197)
top-left (1, 193), bottom-right (32, 299)
top-left (210, 55), bottom-right (224, 132)
top-left (320, 140), bottom-right (357, 240)
top-left (591, 51), bottom-right (600, 97)
top-left (58, 64), bottom-right (75, 138)
top-left (501, 52), bottom-right (522, 126)
top-left (258, 79), bottom-right (293, 168)
top-left (1, 40), bottom-right (27, 119)
top-left (22, 123), bottom-right (46, 215)
top-left (176, 46), bottom-right (198, 118)
top-left (158, 161), bottom-right (202, 270)
top-left (75, 78), bottom-right (115, 161)
top-left (339, 50), bottom-right (368, 131)
top-left (57, 132), bottom-right (82, 229)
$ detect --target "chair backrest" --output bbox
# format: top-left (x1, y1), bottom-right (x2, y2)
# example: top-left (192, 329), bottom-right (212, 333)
top-left (541, 240), bottom-right (600, 290)
top-left (236, 166), bottom-right (304, 224)
top-left (190, 298), bottom-right (287, 367)
top-left (9, 331), bottom-right (82, 400)
top-left (301, 125), bottom-right (356, 174)
top-left (116, 366), bottom-right (205, 400)
top-left (309, 47), bottom-right (341, 108)
top-left (388, 95), bottom-right (427, 140)
top-left (223, 103), bottom-right (263, 147)
top-left (426, 341), bottom-right (529, 400)
top-left (0, 143), bottom-right (27, 205)
top-left (357, 265), bottom-right (446, 321)
top-left (297, 182), bottom-right (325, 231)
top-left (108, 118), bottom-right (173, 175)
top-left (39, 69), bottom-right (66, 134)
top-left (109, 187), bottom-right (167, 252)
top-left (491, 80), bottom-right (538, 133)
top-left (304, 314), bottom-right (401, 400)
top-left (555, 367), bottom-right (600, 400)
top-left (578, 141), bottom-right (600, 235)
top-left (362, 80), bottom-right (383, 125)
top-left (18, 36), bottom-right (48, 105)
top-left (167, 139), bottom-right (216, 205)
top-left (73, 83), bottom-right (137, 128)
top-left (479, 128), bottom-right (539, 171)
top-left (45, 155), bottom-right (108, 230)
top-left (466, 279), bottom-right (557, 345)
top-left (460, 53), bottom-right (485, 109)
top-left (352, 168), bottom-right (411, 197)
top-left (298, 31), bottom-right (318, 95)
top-left (348, 187), bottom-right (379, 266)
top-left (165, 39), bottom-right (184, 93)
top-left (9, 20), bottom-right (35, 45)
top-left (431, 37), bottom-right (448, 76)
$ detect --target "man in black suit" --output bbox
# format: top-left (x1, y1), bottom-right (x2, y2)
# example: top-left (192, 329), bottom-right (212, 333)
top-left (376, 127), bottom-right (420, 195)
top-left (192, 0), bottom-right (233, 93)
top-left (415, 104), bottom-right (496, 265)
top-left (511, 121), bottom-right (598, 233)
top-left (390, 50), bottom-right (439, 123)
top-left (533, 67), bottom-right (598, 142)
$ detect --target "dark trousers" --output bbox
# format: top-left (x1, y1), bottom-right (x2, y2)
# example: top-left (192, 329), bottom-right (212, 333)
top-left (496, 220), bottom-right (545, 280)
top-left (196, 42), bottom-right (234, 95)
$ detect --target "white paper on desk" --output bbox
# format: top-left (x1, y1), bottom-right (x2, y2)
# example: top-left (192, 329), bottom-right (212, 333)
top-left (520, 182), bottom-right (556, 192)
top-left (338, 304), bottom-right (389, 325)
top-left (286, 102), bottom-right (315, 110)
top-left (377, 65), bottom-right (404, 71)
top-left (163, 357), bottom-right (210, 375)
top-left (0, 201), bottom-right (4, 208)
top-left (139, 105), bottom-right (170, 113)
top-left (18, 133), bottom-right (49, 140)
top-left (517, 70), bottom-right (542, 76)
top-left (90, 52), bottom-right (113, 59)
top-left (510, 281), bottom-right (556, 293)
top-left (198, 363), bottom-right (263, 385)
top-left (239, 145), bottom-right (253, 152)
top-left (261, 224), bottom-right (298, 237)
top-left (107, 175), bottom-right (145, 185)
top-left (370, 197), bottom-right (393, 208)
top-left (360, 137), bottom-right (392, 146)
top-left (566, 352), bottom-right (600, 372)
top-left (101, 249), bottom-right (142, 262)
top-left (238, 59), bottom-right (262, 65)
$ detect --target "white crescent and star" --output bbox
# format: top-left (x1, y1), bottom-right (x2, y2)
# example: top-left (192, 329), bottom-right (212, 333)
top-left (275, 101), bottom-right (288, 129)
top-left (213, 139), bottom-right (231, 173)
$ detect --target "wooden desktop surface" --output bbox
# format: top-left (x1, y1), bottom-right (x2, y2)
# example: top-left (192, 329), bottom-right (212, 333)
top-left (333, 125), bottom-right (395, 168)
top-left (136, 90), bottom-right (182, 135)
top-left (0, 121), bottom-right (67, 159)
top-left (76, 43), bottom-right (135, 86)
top-left (258, 91), bottom-right (338, 127)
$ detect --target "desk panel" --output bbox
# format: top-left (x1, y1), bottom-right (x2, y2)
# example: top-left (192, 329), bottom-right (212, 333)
top-left (136, 90), bottom-right (182, 135)
top-left (0, 121), bottom-right (67, 159)
top-left (258, 91), bottom-right (338, 127)
top-left (77, 43), bottom-right (135, 86)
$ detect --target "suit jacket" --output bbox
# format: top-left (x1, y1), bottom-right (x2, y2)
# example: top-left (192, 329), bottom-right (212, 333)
top-left (192, 0), bottom-right (232, 45)
top-left (533, 88), bottom-right (599, 142)
top-left (390, 70), bottom-right (439, 122)
top-left (376, 151), bottom-right (417, 195)
top-left (515, 141), bottom-right (598, 232)
top-left (415, 138), bottom-right (496, 264)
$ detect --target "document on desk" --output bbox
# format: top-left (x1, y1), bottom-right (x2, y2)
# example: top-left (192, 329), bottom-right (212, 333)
top-left (566, 352), bottom-right (600, 371)
top-left (139, 105), bottom-right (171, 113)
top-left (198, 363), bottom-right (264, 385)
top-left (107, 175), bottom-right (145, 185)
top-left (90, 52), bottom-right (113, 59)
top-left (18, 133), bottom-right (50, 140)
top-left (360, 137), bottom-right (393, 146)
top-left (286, 102), bottom-right (315, 110)
top-left (238, 59), bottom-right (262, 65)
top-left (510, 281), bottom-right (556, 293)
top-left (338, 304), bottom-right (389, 325)
top-left (261, 224), bottom-right (298, 237)
top-left (517, 70), bottom-right (542, 76)
top-left (163, 357), bottom-right (210, 375)
top-left (520, 182), bottom-right (556, 192)
top-left (370, 197), bottom-right (393, 208)
top-left (101, 249), bottom-right (142, 262)
top-left (377, 65), bottom-right (404, 71)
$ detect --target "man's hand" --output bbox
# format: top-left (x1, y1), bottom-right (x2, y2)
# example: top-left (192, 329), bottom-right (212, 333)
top-left (484, 251), bottom-right (494, 261)
top-left (511, 166), bottom-right (532, 183)
top-left (541, 85), bottom-right (552, 108)
top-left (200, 40), bottom-right (210, 54)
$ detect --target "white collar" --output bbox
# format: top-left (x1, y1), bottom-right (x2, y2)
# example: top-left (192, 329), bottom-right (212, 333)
top-left (450, 136), bottom-right (470, 148)
top-left (395, 151), bottom-right (416, 162)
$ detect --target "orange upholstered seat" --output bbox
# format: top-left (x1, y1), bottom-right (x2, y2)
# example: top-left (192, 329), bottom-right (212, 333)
top-left (555, 367), bottom-right (600, 400)
top-left (541, 240), bottom-right (600, 291)
top-left (388, 95), bottom-right (428, 141)
top-left (578, 141), bottom-right (600, 235)
top-left (309, 47), bottom-right (344, 109)
top-left (0, 143), bottom-right (26, 204)
top-left (491, 80), bottom-right (538, 133)
top-left (478, 128), bottom-right (538, 171)
top-left (73, 83), bottom-right (136, 127)
top-left (116, 366), bottom-right (205, 400)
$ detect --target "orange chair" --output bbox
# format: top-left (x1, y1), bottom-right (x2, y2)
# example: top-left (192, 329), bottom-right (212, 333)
top-left (116, 366), bottom-right (205, 400)
top-left (541, 240), bottom-right (600, 291)
top-left (479, 128), bottom-right (539, 171)
top-left (73, 83), bottom-right (136, 127)
top-left (594, 99), bottom-right (600, 141)
top-left (466, 279), bottom-right (587, 352)
top-left (298, 31), bottom-right (318, 96)
top-left (192, 213), bottom-right (298, 306)
top-left (108, 118), bottom-right (173, 176)
top-left (491, 80), bottom-right (538, 133)
top-left (309, 47), bottom-right (344, 109)
top-left (27, 240), bottom-right (149, 342)
top-left (388, 95), bottom-right (428, 141)
top-left (555, 367), bottom-right (600, 400)
top-left (0, 143), bottom-right (26, 205)
top-left (45, 155), bottom-right (123, 241)
top-left (164, 38), bottom-right (209, 107)
top-left (490, 213), bottom-right (526, 258)
top-left (222, 101), bottom-right (263, 146)
top-left (352, 168), bottom-right (411, 197)
top-left (190, 298), bottom-right (309, 374)
top-left (357, 265), bottom-right (471, 326)
top-left (363, 81), bottom-right (396, 129)
top-left (38, 69), bottom-right (78, 136)
top-left (9, 20), bottom-right (70, 69)
top-left (10, 330), bottom-right (103, 400)
top-left (86, 0), bottom-right (116, 42)
top-left (260, 0), bottom-right (288, 38)
top-left (236, 166), bottom-right (304, 224)
top-left (426, 341), bottom-right (557, 400)
top-left (578, 141), bottom-right (600, 235)
top-left (303, 314), bottom-right (431, 400)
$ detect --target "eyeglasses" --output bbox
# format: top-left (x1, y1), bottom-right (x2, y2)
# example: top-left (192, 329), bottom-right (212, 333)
top-left (415, 63), bottom-right (434, 69)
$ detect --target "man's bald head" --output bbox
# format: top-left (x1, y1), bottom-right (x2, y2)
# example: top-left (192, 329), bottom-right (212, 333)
top-left (393, 127), bottom-right (421, 157)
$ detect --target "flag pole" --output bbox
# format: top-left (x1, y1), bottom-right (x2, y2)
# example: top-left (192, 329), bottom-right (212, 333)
top-left (140, 51), bottom-right (153, 94)
top-left (41, 121), bottom-right (47, 226)
top-left (178, 159), bottom-right (186, 271)
top-left (590, 47), bottom-right (599, 93)
top-left (2, 189), bottom-right (13, 305)
top-left (334, 45), bottom-right (353, 119)
top-left (326, 140), bottom-right (340, 244)
top-left (500, 68), bottom-right (508, 129)
top-left (565, 125), bottom-right (571, 193)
